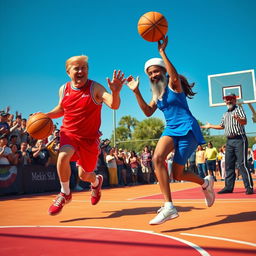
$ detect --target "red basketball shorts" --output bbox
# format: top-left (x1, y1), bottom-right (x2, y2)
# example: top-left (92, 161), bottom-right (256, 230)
top-left (60, 131), bottom-right (100, 173)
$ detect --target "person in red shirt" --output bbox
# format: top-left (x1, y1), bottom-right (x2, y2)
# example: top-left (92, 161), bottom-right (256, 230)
top-left (44, 55), bottom-right (125, 215)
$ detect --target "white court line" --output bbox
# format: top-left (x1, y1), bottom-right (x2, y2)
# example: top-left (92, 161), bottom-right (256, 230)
top-left (181, 233), bottom-right (256, 247)
top-left (128, 191), bottom-right (256, 201)
top-left (72, 199), bottom-right (256, 204)
top-left (0, 225), bottom-right (154, 234)
top-left (0, 225), bottom-right (209, 256)
top-left (153, 232), bottom-right (210, 256)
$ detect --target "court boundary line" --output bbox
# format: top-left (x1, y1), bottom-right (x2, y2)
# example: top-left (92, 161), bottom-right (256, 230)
top-left (127, 188), bottom-right (256, 201)
top-left (71, 199), bottom-right (256, 204)
top-left (0, 225), bottom-right (209, 256)
top-left (180, 232), bottom-right (256, 247)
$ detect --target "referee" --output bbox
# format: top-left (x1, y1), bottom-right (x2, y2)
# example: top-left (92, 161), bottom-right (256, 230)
top-left (202, 93), bottom-right (254, 195)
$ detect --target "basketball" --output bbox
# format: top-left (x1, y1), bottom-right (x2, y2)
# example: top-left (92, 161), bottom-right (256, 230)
top-left (26, 113), bottom-right (54, 140)
top-left (137, 11), bottom-right (168, 42)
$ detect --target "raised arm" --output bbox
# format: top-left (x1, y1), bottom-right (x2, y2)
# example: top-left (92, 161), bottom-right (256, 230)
top-left (126, 76), bottom-right (157, 117)
top-left (94, 70), bottom-right (125, 110)
top-left (158, 36), bottom-right (182, 92)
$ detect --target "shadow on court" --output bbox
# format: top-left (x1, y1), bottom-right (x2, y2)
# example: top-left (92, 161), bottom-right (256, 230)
top-left (60, 205), bottom-right (204, 223)
top-left (162, 211), bottom-right (256, 233)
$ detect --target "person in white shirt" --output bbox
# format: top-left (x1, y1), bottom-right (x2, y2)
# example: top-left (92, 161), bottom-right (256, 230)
top-left (0, 135), bottom-right (12, 165)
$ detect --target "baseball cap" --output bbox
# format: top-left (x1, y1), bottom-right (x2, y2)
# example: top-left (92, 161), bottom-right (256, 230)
top-left (0, 112), bottom-right (8, 117)
top-left (223, 93), bottom-right (237, 100)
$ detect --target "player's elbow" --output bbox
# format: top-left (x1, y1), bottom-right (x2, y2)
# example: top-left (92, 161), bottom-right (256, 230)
top-left (111, 103), bottom-right (120, 110)
top-left (143, 107), bottom-right (154, 117)
top-left (144, 111), bottom-right (153, 117)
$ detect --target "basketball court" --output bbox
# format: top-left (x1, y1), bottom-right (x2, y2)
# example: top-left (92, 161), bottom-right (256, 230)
top-left (1, 178), bottom-right (256, 256)
top-left (1, 4), bottom-right (255, 256)
top-left (1, 65), bottom-right (255, 256)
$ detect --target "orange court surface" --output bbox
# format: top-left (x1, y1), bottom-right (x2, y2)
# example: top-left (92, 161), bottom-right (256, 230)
top-left (1, 178), bottom-right (256, 256)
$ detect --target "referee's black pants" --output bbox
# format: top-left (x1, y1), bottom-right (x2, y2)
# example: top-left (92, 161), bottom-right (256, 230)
top-left (225, 135), bottom-right (253, 191)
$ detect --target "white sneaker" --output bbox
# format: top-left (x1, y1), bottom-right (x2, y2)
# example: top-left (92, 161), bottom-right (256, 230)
top-left (202, 175), bottom-right (215, 207)
top-left (149, 207), bottom-right (179, 225)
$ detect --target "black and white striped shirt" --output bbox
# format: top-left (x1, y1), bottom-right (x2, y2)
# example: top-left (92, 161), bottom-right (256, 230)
top-left (220, 105), bottom-right (246, 137)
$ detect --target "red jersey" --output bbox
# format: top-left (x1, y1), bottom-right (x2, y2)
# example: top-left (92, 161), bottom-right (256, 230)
top-left (60, 80), bottom-right (102, 139)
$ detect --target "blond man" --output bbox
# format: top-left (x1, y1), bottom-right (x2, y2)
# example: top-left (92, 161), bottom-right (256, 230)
top-left (45, 55), bottom-right (125, 215)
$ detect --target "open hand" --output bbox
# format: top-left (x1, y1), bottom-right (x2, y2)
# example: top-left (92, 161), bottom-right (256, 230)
top-left (201, 122), bottom-right (211, 129)
top-left (126, 75), bottom-right (140, 92)
top-left (107, 70), bottom-right (126, 93)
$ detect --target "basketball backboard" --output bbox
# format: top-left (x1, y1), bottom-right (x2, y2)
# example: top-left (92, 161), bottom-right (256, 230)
top-left (208, 69), bottom-right (256, 107)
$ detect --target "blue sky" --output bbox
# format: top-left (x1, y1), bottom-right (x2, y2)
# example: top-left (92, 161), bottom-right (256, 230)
top-left (1, 0), bottom-right (255, 140)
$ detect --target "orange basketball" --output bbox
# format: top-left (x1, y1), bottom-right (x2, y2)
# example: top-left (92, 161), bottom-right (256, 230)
top-left (26, 113), bottom-right (54, 140)
top-left (137, 11), bottom-right (168, 42)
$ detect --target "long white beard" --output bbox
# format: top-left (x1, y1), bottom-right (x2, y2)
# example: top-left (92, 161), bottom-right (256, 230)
top-left (150, 75), bottom-right (168, 103)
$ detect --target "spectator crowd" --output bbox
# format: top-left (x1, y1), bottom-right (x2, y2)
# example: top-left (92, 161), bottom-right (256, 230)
top-left (0, 109), bottom-right (60, 167)
top-left (1, 108), bottom-right (255, 191)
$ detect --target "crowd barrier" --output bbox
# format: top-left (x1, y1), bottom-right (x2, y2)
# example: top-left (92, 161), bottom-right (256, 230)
top-left (0, 164), bottom-right (155, 196)
top-left (0, 165), bottom-right (60, 195)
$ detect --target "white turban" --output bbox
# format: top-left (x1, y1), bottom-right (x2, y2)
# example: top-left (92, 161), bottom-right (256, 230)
top-left (144, 58), bottom-right (166, 74)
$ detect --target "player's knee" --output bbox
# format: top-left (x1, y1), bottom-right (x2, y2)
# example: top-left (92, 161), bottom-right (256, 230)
top-left (57, 152), bottom-right (71, 165)
top-left (152, 154), bottom-right (165, 166)
top-left (79, 170), bottom-right (88, 180)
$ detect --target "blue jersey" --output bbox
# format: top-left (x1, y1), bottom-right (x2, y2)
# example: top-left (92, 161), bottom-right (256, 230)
top-left (157, 86), bottom-right (205, 145)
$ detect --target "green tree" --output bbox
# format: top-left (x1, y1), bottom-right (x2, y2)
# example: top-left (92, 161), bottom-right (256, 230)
top-left (203, 135), bottom-right (226, 150)
top-left (198, 120), bottom-right (210, 136)
top-left (132, 117), bottom-right (164, 151)
top-left (115, 126), bottom-right (130, 141)
top-left (118, 115), bottom-right (139, 139)
top-left (248, 136), bottom-right (256, 148)
top-left (110, 126), bottom-right (130, 149)
top-left (110, 115), bottom-right (218, 152)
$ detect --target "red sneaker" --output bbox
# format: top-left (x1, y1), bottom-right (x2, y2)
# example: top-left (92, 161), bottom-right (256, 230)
top-left (91, 175), bottom-right (103, 205)
top-left (48, 192), bottom-right (72, 216)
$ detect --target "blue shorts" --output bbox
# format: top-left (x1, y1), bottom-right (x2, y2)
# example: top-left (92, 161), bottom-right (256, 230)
top-left (170, 130), bottom-right (198, 165)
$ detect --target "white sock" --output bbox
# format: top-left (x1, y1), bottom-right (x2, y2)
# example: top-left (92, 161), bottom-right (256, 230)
top-left (164, 202), bottom-right (174, 209)
top-left (60, 181), bottom-right (70, 195)
top-left (91, 176), bottom-right (99, 188)
top-left (202, 179), bottom-right (209, 189)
